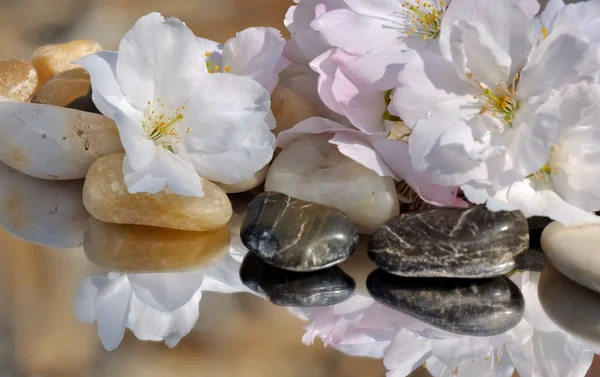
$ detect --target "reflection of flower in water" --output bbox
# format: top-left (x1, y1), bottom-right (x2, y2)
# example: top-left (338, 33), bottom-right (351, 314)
top-left (74, 240), bottom-right (253, 351)
top-left (290, 272), bottom-right (597, 377)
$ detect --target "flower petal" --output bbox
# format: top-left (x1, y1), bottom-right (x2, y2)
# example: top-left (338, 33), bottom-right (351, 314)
top-left (74, 277), bottom-right (101, 323)
top-left (128, 270), bottom-right (204, 313)
top-left (328, 131), bottom-right (397, 178)
top-left (384, 328), bottom-right (432, 377)
top-left (221, 27), bottom-right (287, 92)
top-left (518, 26), bottom-right (590, 100)
top-left (92, 275), bottom-right (132, 351)
top-left (127, 289), bottom-right (202, 347)
top-left (276, 116), bottom-right (351, 149)
top-left (116, 13), bottom-right (209, 111)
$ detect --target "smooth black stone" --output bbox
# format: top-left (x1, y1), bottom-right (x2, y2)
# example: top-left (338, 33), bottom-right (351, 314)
top-left (241, 192), bottom-right (358, 272)
top-left (367, 269), bottom-right (524, 336)
top-left (514, 249), bottom-right (548, 271)
top-left (368, 206), bottom-right (529, 278)
top-left (239, 252), bottom-right (355, 307)
top-left (528, 216), bottom-right (552, 249)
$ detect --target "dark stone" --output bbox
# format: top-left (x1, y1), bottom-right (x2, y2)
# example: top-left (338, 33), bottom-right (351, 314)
top-left (367, 269), bottom-right (524, 336)
top-left (241, 192), bottom-right (358, 272)
top-left (528, 216), bottom-right (552, 249)
top-left (368, 206), bottom-right (529, 278)
top-left (239, 252), bottom-right (355, 307)
top-left (514, 249), bottom-right (548, 272)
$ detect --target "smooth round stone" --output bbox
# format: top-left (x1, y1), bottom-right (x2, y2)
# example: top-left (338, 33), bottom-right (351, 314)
top-left (83, 217), bottom-right (231, 273)
top-left (0, 102), bottom-right (123, 179)
top-left (0, 59), bottom-right (37, 102)
top-left (31, 68), bottom-right (97, 113)
top-left (270, 84), bottom-right (319, 135)
top-left (83, 154), bottom-right (232, 231)
top-left (0, 161), bottom-right (88, 248)
top-left (541, 221), bottom-right (600, 294)
top-left (31, 39), bottom-right (103, 85)
top-left (368, 206), bottom-right (529, 278)
top-left (241, 191), bottom-right (358, 272)
top-left (539, 266), bottom-right (600, 347)
top-left (367, 270), bottom-right (525, 336)
top-left (265, 135), bottom-right (399, 234)
top-left (215, 164), bottom-right (269, 193)
top-left (239, 252), bottom-right (355, 307)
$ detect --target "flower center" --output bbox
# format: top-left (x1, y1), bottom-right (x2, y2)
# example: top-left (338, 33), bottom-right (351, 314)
top-left (205, 52), bottom-right (231, 73)
top-left (142, 98), bottom-right (187, 152)
top-left (474, 74), bottom-right (521, 128)
top-left (403, 1), bottom-right (446, 40)
top-left (529, 163), bottom-right (558, 184)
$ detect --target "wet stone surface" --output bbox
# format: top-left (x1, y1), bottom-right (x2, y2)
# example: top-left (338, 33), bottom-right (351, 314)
top-left (368, 206), bottom-right (529, 278)
top-left (239, 252), bottom-right (355, 307)
top-left (241, 192), bottom-right (358, 272)
top-left (367, 269), bottom-right (525, 337)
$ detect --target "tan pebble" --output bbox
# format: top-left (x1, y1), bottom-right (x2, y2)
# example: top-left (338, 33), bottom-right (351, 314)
top-left (31, 40), bottom-right (103, 86)
top-left (83, 154), bottom-right (233, 231)
top-left (83, 217), bottom-right (231, 273)
top-left (31, 68), bottom-right (96, 112)
top-left (270, 84), bottom-right (319, 135)
top-left (215, 164), bottom-right (269, 193)
top-left (0, 59), bottom-right (38, 102)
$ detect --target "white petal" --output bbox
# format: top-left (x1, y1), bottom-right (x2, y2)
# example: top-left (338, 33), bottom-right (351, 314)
top-left (384, 328), bottom-right (432, 377)
top-left (431, 337), bottom-right (494, 367)
top-left (340, 49), bottom-right (414, 92)
top-left (93, 275), bottom-right (132, 351)
top-left (179, 73), bottom-right (275, 184)
top-left (329, 131), bottom-right (398, 178)
top-left (276, 116), bottom-right (351, 149)
top-left (520, 271), bottom-right (560, 333)
top-left (74, 277), bottom-right (101, 323)
top-left (201, 253), bottom-right (255, 294)
top-left (441, 0), bottom-right (534, 80)
top-left (127, 289), bottom-right (202, 347)
top-left (221, 27), bottom-right (286, 91)
top-left (393, 52), bottom-right (475, 127)
top-left (116, 13), bottom-right (209, 111)
top-left (519, 26), bottom-right (590, 99)
top-left (128, 270), bottom-right (204, 313)
top-left (554, 1), bottom-right (600, 41)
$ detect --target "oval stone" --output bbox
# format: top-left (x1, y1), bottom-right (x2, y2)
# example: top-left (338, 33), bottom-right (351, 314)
top-left (0, 161), bottom-right (88, 248)
top-left (239, 252), bottom-right (355, 307)
top-left (241, 191), bottom-right (358, 272)
top-left (31, 68), bottom-right (97, 113)
top-left (83, 154), bottom-right (232, 231)
top-left (368, 206), bottom-right (529, 278)
top-left (83, 218), bottom-right (231, 273)
top-left (215, 164), bottom-right (269, 194)
top-left (367, 270), bottom-right (525, 336)
top-left (0, 102), bottom-right (123, 179)
top-left (266, 135), bottom-right (399, 234)
top-left (541, 221), bottom-right (600, 294)
top-left (270, 84), bottom-right (319, 135)
top-left (31, 39), bottom-right (103, 85)
top-left (538, 265), bottom-right (600, 348)
top-left (0, 59), bottom-right (37, 102)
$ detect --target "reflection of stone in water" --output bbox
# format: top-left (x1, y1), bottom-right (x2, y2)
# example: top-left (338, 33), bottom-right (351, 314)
top-left (367, 269), bottom-right (525, 337)
top-left (83, 217), bottom-right (231, 273)
top-left (240, 252), bottom-right (355, 307)
top-left (0, 161), bottom-right (88, 248)
top-left (539, 265), bottom-right (600, 348)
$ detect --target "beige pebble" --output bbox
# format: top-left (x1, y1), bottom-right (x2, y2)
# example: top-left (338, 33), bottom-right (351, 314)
top-left (270, 84), bottom-right (319, 135)
top-left (31, 68), bottom-right (96, 112)
top-left (83, 217), bottom-right (231, 273)
top-left (31, 39), bottom-right (103, 86)
top-left (0, 102), bottom-right (123, 179)
top-left (0, 59), bottom-right (38, 102)
top-left (215, 164), bottom-right (269, 193)
top-left (83, 153), bottom-right (233, 231)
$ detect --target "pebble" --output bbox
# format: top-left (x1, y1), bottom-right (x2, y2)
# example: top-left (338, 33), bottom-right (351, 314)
top-left (0, 161), bottom-right (88, 248)
top-left (83, 154), bottom-right (232, 231)
top-left (0, 59), bottom-right (38, 102)
top-left (367, 270), bottom-right (525, 336)
top-left (0, 102), bottom-right (123, 179)
top-left (265, 135), bottom-right (399, 234)
top-left (541, 221), bottom-right (600, 294)
top-left (270, 84), bottom-right (319, 135)
top-left (368, 206), bottom-right (529, 278)
top-left (215, 164), bottom-right (269, 193)
top-left (31, 68), bottom-right (98, 113)
top-left (31, 39), bottom-right (103, 85)
top-left (239, 252), bottom-right (355, 307)
top-left (539, 266), bottom-right (600, 348)
top-left (83, 217), bottom-right (231, 273)
top-left (241, 191), bottom-right (358, 272)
